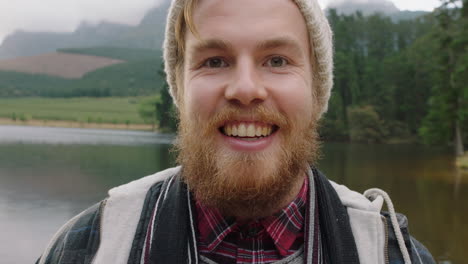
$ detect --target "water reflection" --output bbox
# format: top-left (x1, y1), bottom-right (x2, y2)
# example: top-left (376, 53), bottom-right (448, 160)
top-left (0, 126), bottom-right (466, 263)
top-left (318, 143), bottom-right (467, 264)
top-left (0, 128), bottom-right (176, 263)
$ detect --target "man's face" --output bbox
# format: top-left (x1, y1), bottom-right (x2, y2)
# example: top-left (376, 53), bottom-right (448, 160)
top-left (177, 0), bottom-right (319, 218)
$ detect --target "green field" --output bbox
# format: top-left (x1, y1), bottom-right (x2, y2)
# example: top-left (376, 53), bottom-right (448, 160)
top-left (0, 97), bottom-right (149, 124)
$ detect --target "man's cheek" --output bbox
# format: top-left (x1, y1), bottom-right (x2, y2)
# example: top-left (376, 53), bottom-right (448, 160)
top-left (186, 82), bottom-right (221, 115)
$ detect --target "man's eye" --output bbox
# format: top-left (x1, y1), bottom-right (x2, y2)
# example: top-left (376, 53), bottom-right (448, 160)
top-left (203, 58), bottom-right (228, 68)
top-left (266, 56), bottom-right (288, 67)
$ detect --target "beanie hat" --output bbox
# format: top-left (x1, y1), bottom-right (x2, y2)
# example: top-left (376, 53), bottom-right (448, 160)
top-left (163, 0), bottom-right (334, 118)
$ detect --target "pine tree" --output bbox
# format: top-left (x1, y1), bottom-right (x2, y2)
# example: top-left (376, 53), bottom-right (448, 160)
top-left (138, 63), bottom-right (178, 133)
top-left (420, 0), bottom-right (467, 156)
top-left (155, 63), bottom-right (178, 133)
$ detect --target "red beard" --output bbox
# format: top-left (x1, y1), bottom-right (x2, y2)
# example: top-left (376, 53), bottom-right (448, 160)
top-left (175, 104), bottom-right (320, 219)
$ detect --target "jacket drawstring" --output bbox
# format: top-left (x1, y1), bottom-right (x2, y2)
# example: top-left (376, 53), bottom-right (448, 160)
top-left (364, 188), bottom-right (412, 264)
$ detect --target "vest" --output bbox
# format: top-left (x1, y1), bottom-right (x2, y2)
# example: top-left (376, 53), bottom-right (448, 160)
top-left (94, 166), bottom-right (364, 263)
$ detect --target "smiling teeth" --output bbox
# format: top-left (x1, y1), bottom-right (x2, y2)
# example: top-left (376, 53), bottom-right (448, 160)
top-left (223, 123), bottom-right (273, 137)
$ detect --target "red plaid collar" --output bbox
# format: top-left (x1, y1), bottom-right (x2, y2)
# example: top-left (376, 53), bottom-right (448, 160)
top-left (196, 177), bottom-right (308, 257)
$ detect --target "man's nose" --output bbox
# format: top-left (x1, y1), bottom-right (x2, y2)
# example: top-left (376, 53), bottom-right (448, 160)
top-left (224, 58), bottom-right (267, 106)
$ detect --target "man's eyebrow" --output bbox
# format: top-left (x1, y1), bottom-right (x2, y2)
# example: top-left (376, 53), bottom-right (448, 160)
top-left (256, 37), bottom-right (305, 56)
top-left (188, 39), bottom-right (234, 55)
top-left (187, 37), bottom-right (306, 58)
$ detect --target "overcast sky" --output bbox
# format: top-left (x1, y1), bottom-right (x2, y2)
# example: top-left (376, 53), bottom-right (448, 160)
top-left (0, 0), bottom-right (442, 44)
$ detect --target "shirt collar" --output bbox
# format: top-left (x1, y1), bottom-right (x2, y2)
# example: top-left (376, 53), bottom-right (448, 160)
top-left (195, 177), bottom-right (308, 256)
top-left (263, 177), bottom-right (308, 256)
top-left (195, 200), bottom-right (237, 252)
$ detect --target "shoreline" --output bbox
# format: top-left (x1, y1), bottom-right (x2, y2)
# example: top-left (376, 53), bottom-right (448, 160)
top-left (456, 153), bottom-right (468, 171)
top-left (0, 118), bottom-right (154, 132)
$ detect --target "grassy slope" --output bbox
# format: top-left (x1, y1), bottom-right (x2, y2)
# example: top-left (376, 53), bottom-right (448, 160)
top-left (58, 47), bottom-right (165, 96)
top-left (0, 47), bottom-right (164, 98)
top-left (0, 97), bottom-right (148, 124)
top-left (0, 71), bottom-right (70, 97)
top-left (77, 59), bottom-right (164, 96)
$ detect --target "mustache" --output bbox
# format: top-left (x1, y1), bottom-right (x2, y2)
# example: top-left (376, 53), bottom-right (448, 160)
top-left (205, 105), bottom-right (290, 130)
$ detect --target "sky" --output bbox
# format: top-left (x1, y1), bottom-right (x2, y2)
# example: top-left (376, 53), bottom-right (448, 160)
top-left (0, 0), bottom-right (442, 44)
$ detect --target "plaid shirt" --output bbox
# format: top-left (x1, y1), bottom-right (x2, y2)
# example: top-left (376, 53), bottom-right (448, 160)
top-left (196, 178), bottom-right (310, 264)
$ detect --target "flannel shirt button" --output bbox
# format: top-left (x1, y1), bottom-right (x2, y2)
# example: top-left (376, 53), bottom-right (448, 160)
top-left (240, 224), bottom-right (261, 239)
top-left (247, 227), bottom-right (260, 237)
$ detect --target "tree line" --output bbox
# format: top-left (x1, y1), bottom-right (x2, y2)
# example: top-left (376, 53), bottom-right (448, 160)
top-left (320, 0), bottom-right (466, 155)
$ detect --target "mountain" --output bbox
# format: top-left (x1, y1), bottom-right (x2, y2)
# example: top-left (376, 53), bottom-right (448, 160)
top-left (328, 0), bottom-right (399, 15)
top-left (0, 22), bottom-right (135, 60)
top-left (0, 0), bottom-right (170, 60)
top-left (0, 31), bottom-right (75, 60)
top-left (326, 0), bottom-right (429, 21)
top-left (98, 0), bottom-right (171, 51)
top-left (0, 0), bottom-right (429, 60)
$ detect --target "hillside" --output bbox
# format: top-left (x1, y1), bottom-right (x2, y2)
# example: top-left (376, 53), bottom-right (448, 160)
top-left (0, 60), bottom-right (163, 98)
top-left (0, 46), bottom-right (164, 98)
top-left (0, 52), bottom-right (123, 79)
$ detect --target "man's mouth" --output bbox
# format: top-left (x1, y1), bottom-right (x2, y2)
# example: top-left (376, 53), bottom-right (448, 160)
top-left (220, 122), bottom-right (278, 141)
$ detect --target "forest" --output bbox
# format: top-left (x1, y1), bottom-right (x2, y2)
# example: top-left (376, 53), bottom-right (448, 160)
top-left (320, 0), bottom-right (467, 155)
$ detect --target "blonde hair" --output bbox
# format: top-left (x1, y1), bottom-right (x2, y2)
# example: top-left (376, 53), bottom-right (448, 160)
top-left (175, 0), bottom-right (198, 55)
top-left (173, 0), bottom-right (198, 102)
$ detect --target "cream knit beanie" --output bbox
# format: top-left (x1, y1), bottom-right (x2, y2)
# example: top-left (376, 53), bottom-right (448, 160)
top-left (163, 0), bottom-right (333, 118)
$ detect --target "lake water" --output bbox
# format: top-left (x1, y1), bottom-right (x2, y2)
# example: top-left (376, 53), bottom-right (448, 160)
top-left (0, 125), bottom-right (465, 264)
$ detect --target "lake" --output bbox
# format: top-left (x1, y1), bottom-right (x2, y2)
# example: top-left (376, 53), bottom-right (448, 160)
top-left (0, 125), bottom-right (465, 263)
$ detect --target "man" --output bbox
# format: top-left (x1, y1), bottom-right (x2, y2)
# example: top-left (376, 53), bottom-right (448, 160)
top-left (37, 0), bottom-right (435, 263)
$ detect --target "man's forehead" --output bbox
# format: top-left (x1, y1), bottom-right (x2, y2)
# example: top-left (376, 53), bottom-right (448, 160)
top-left (185, 0), bottom-right (310, 56)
